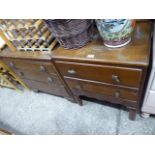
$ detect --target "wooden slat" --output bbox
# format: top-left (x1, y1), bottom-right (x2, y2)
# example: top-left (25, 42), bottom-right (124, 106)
top-left (0, 29), bottom-right (16, 52)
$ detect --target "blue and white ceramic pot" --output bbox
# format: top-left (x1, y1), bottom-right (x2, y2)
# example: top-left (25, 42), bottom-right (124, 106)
top-left (95, 19), bottom-right (136, 48)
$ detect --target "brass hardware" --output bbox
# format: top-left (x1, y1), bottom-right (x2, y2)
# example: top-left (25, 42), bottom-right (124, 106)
top-left (18, 72), bottom-right (24, 77)
top-left (47, 77), bottom-right (53, 82)
top-left (68, 69), bottom-right (76, 74)
top-left (40, 66), bottom-right (46, 72)
top-left (114, 91), bottom-right (120, 98)
top-left (112, 75), bottom-right (120, 83)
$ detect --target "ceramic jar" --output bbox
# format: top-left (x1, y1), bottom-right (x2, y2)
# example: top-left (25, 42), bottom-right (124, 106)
top-left (95, 19), bottom-right (136, 48)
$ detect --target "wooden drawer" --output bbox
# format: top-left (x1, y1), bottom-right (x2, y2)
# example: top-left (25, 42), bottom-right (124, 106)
top-left (2, 58), bottom-right (62, 83)
top-left (65, 77), bottom-right (138, 102)
top-left (2, 59), bottom-right (56, 75)
top-left (13, 69), bottom-right (61, 84)
top-left (22, 79), bottom-right (70, 97)
top-left (55, 61), bottom-right (142, 88)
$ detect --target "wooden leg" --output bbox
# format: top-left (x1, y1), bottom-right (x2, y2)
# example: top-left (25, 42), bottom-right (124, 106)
top-left (129, 109), bottom-right (137, 121)
top-left (75, 96), bottom-right (83, 106)
top-left (66, 96), bottom-right (83, 106)
top-left (33, 89), bottom-right (39, 93)
top-left (141, 112), bottom-right (150, 118)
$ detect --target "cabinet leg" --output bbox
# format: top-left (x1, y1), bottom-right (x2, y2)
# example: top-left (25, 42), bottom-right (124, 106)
top-left (33, 89), bottom-right (39, 93)
top-left (75, 96), bottom-right (83, 106)
top-left (129, 109), bottom-right (137, 121)
top-left (66, 96), bottom-right (83, 106)
top-left (141, 112), bottom-right (150, 118)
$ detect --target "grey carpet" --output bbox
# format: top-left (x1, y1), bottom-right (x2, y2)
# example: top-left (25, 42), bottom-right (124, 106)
top-left (0, 88), bottom-right (155, 135)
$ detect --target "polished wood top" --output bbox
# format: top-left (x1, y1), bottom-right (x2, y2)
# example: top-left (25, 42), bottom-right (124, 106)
top-left (53, 22), bottom-right (152, 67)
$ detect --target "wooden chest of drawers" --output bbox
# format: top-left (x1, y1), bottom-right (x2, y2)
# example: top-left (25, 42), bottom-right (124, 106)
top-left (53, 21), bottom-right (152, 120)
top-left (0, 47), bottom-right (72, 100)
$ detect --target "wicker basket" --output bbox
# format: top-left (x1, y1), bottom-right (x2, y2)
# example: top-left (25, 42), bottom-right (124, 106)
top-left (44, 19), bottom-right (94, 49)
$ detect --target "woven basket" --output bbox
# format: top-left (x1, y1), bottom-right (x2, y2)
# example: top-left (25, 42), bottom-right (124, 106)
top-left (44, 19), bottom-right (94, 49)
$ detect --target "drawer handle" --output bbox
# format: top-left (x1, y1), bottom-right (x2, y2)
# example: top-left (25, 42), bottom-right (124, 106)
top-left (112, 75), bottom-right (120, 83)
top-left (40, 66), bottom-right (46, 72)
top-left (68, 69), bottom-right (76, 75)
top-left (114, 91), bottom-right (120, 98)
top-left (18, 72), bottom-right (24, 77)
top-left (9, 62), bottom-right (16, 68)
top-left (47, 77), bottom-right (53, 83)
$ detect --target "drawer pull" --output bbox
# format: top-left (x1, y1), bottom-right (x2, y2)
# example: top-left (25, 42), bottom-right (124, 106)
top-left (18, 72), bottom-right (24, 77)
top-left (112, 75), bottom-right (120, 83)
top-left (9, 62), bottom-right (16, 68)
top-left (47, 77), bottom-right (53, 83)
top-left (68, 69), bottom-right (76, 74)
top-left (40, 66), bottom-right (46, 72)
top-left (114, 91), bottom-right (120, 98)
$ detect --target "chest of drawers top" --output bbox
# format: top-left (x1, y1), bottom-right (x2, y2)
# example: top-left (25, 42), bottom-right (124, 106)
top-left (0, 46), bottom-right (53, 61)
top-left (53, 22), bottom-right (152, 68)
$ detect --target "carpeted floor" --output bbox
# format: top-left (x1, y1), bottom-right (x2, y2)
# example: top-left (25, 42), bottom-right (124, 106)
top-left (0, 88), bottom-right (155, 135)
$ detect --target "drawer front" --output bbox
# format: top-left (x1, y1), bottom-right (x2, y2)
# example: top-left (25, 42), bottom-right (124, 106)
top-left (14, 69), bottom-right (61, 84)
top-left (65, 77), bottom-right (138, 101)
top-left (2, 58), bottom-right (61, 83)
top-left (22, 79), bottom-right (70, 97)
top-left (55, 61), bottom-right (142, 88)
top-left (2, 59), bottom-right (56, 75)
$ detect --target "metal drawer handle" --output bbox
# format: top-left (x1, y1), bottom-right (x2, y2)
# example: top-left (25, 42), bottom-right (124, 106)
top-left (9, 62), bottom-right (16, 68)
top-left (68, 69), bottom-right (76, 74)
top-left (40, 66), bottom-right (46, 72)
top-left (112, 75), bottom-right (120, 83)
top-left (114, 91), bottom-right (120, 98)
top-left (47, 77), bottom-right (53, 83)
top-left (18, 72), bottom-right (24, 77)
